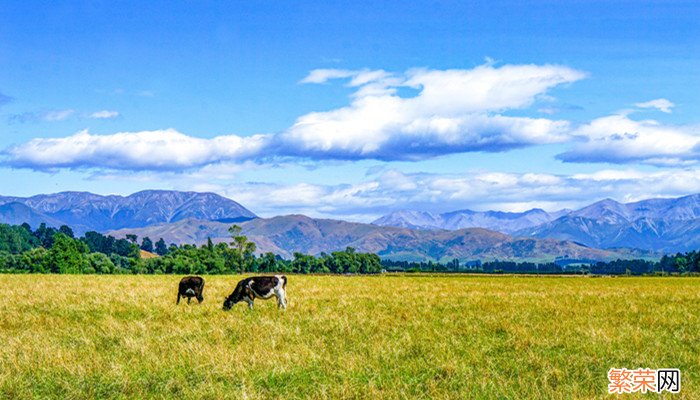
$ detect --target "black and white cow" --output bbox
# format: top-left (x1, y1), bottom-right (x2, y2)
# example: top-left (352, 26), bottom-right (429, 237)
top-left (177, 276), bottom-right (205, 305)
top-left (223, 275), bottom-right (287, 310)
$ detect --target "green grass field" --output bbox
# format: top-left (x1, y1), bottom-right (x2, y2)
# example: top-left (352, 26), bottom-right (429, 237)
top-left (0, 274), bottom-right (698, 399)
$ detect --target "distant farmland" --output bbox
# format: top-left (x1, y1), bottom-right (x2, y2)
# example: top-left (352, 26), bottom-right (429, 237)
top-left (1, 275), bottom-right (698, 399)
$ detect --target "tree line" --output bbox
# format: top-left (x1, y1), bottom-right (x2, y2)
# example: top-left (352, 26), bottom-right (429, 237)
top-left (0, 222), bottom-right (698, 275)
top-left (0, 223), bottom-right (382, 274)
top-left (381, 256), bottom-right (698, 275)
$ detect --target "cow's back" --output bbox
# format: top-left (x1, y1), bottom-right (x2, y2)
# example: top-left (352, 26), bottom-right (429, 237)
top-left (179, 276), bottom-right (204, 292)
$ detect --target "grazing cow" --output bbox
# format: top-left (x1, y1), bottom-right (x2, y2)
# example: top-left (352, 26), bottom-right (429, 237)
top-left (177, 276), bottom-right (205, 305)
top-left (223, 275), bottom-right (287, 311)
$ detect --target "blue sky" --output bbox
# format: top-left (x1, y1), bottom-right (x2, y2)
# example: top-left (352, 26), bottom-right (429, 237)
top-left (1, 1), bottom-right (699, 220)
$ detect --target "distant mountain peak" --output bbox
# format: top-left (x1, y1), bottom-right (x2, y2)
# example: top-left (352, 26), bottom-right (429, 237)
top-left (522, 193), bottom-right (700, 252)
top-left (373, 207), bottom-right (565, 233)
top-left (0, 190), bottom-right (257, 234)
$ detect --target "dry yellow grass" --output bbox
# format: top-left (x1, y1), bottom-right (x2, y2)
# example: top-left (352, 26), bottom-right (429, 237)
top-left (139, 250), bottom-right (159, 259)
top-left (0, 274), bottom-right (698, 399)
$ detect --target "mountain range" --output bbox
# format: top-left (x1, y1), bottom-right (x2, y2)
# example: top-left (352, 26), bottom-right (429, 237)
top-left (519, 195), bottom-right (700, 252)
top-left (0, 190), bottom-right (256, 234)
top-left (372, 208), bottom-right (570, 233)
top-left (3, 190), bottom-right (700, 260)
top-left (373, 194), bottom-right (700, 253)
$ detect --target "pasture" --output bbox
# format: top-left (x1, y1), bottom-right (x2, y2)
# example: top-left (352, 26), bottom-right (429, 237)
top-left (0, 274), bottom-right (698, 399)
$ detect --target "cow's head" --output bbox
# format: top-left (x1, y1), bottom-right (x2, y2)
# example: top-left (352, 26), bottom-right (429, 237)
top-left (222, 294), bottom-right (237, 310)
top-left (222, 281), bottom-right (245, 310)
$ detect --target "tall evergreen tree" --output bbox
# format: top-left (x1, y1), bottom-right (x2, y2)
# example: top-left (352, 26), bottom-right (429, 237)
top-left (140, 236), bottom-right (154, 252)
top-left (155, 238), bottom-right (168, 256)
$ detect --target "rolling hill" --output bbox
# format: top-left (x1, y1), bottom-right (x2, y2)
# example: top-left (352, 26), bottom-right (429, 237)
top-left (108, 215), bottom-right (635, 262)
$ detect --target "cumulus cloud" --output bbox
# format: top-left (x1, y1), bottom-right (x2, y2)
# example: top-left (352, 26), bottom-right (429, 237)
top-left (3, 129), bottom-right (270, 171)
top-left (635, 98), bottom-right (674, 113)
top-left (280, 64), bottom-right (586, 160)
top-left (89, 110), bottom-right (120, 119)
top-left (4, 63), bottom-right (587, 170)
top-left (557, 113), bottom-right (700, 166)
top-left (9, 65), bottom-right (694, 172)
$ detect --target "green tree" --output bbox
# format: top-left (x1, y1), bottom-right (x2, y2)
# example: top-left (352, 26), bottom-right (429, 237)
top-left (113, 238), bottom-right (140, 258)
top-left (47, 233), bottom-right (89, 273)
top-left (20, 247), bottom-right (49, 273)
top-left (140, 236), bottom-right (154, 252)
top-left (228, 225), bottom-right (256, 274)
top-left (0, 223), bottom-right (39, 253)
top-left (674, 256), bottom-right (689, 273)
top-left (258, 252), bottom-right (278, 272)
top-left (33, 223), bottom-right (58, 248)
top-left (59, 225), bottom-right (74, 238)
top-left (154, 238), bottom-right (168, 256)
top-left (87, 252), bottom-right (115, 274)
top-left (292, 252), bottom-right (313, 273)
top-left (81, 231), bottom-right (118, 254)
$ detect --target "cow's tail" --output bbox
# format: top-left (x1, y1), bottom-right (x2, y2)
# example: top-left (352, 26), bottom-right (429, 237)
top-left (281, 275), bottom-right (287, 290)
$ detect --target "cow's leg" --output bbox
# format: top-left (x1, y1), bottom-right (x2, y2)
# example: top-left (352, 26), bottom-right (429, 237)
top-left (196, 294), bottom-right (203, 304)
top-left (187, 296), bottom-right (191, 304)
top-left (245, 298), bottom-right (254, 310)
top-left (177, 294), bottom-right (181, 305)
top-left (277, 296), bottom-right (286, 310)
top-left (276, 289), bottom-right (287, 310)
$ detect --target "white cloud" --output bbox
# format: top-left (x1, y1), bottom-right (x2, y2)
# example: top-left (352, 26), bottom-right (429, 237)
top-left (44, 109), bottom-right (76, 121)
top-left (299, 69), bottom-right (358, 84)
top-left (5, 63), bottom-right (587, 170)
top-left (4, 129), bottom-right (271, 171)
top-left (7, 65), bottom-right (694, 174)
top-left (188, 167), bottom-right (700, 221)
top-left (89, 110), bottom-right (120, 119)
top-left (557, 113), bottom-right (700, 166)
top-left (635, 98), bottom-right (674, 113)
top-left (10, 108), bottom-right (106, 123)
top-left (283, 63), bottom-right (586, 160)
top-left (85, 160), bottom-right (267, 183)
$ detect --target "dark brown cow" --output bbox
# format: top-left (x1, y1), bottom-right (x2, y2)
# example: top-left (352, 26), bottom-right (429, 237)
top-left (223, 275), bottom-right (287, 310)
top-left (177, 276), bottom-right (205, 304)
